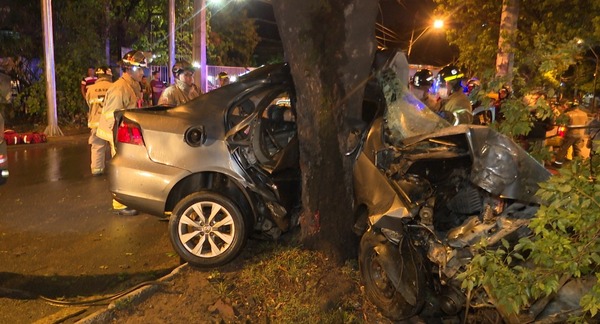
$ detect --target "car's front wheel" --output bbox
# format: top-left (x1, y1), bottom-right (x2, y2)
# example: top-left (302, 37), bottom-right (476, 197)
top-left (359, 229), bottom-right (424, 320)
top-left (169, 191), bottom-right (247, 268)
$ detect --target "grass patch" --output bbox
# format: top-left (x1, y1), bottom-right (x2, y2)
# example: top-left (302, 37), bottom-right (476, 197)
top-left (219, 241), bottom-right (381, 323)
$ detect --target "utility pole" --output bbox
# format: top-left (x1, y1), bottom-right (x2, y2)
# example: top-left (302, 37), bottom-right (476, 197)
top-left (41, 0), bottom-right (62, 136)
top-left (168, 0), bottom-right (176, 84)
top-left (193, 0), bottom-right (207, 93)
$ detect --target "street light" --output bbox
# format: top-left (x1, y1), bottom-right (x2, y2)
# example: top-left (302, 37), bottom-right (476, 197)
top-left (407, 19), bottom-right (444, 58)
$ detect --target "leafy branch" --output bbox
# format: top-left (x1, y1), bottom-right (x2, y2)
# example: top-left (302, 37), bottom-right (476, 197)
top-left (459, 157), bottom-right (600, 321)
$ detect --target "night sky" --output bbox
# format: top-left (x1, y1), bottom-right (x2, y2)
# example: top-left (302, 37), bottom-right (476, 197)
top-left (245, 0), bottom-right (457, 67)
top-left (378, 0), bottom-right (457, 66)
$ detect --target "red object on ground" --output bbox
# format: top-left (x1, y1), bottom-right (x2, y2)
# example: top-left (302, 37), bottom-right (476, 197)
top-left (4, 130), bottom-right (22, 145)
top-left (22, 132), bottom-right (47, 144)
top-left (4, 130), bottom-right (47, 145)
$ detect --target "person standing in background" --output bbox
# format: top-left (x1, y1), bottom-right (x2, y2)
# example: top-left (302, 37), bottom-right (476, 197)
top-left (218, 71), bottom-right (230, 87)
top-left (158, 61), bottom-right (200, 106)
top-left (150, 70), bottom-right (165, 105)
top-left (85, 66), bottom-right (113, 176)
top-left (80, 67), bottom-right (97, 99)
top-left (553, 100), bottom-right (589, 167)
top-left (140, 75), bottom-right (152, 106)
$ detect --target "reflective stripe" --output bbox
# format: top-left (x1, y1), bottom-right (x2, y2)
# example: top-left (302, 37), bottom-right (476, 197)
top-left (88, 98), bottom-right (105, 104)
top-left (96, 127), bottom-right (113, 143)
top-left (444, 73), bottom-right (464, 81)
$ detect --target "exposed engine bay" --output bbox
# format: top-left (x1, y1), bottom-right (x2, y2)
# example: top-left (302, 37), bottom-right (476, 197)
top-left (377, 131), bottom-right (540, 282)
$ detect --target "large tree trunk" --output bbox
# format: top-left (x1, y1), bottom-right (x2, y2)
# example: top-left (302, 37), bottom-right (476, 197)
top-left (496, 0), bottom-right (519, 81)
top-left (272, 0), bottom-right (378, 263)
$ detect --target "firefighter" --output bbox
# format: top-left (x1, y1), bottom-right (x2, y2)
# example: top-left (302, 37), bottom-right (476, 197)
top-left (553, 100), bottom-right (589, 167)
top-left (97, 50), bottom-right (149, 216)
top-left (410, 69), bottom-right (437, 110)
top-left (85, 66), bottom-right (113, 176)
top-left (218, 71), bottom-right (230, 87)
top-left (434, 65), bottom-right (473, 125)
top-left (158, 60), bottom-right (200, 106)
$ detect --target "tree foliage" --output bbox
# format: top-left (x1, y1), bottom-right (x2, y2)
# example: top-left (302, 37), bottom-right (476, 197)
top-left (434, 0), bottom-right (599, 144)
top-left (432, 0), bottom-right (600, 318)
top-left (132, 1), bottom-right (258, 67)
top-left (458, 157), bottom-right (600, 321)
top-left (0, 0), bottom-right (259, 126)
top-left (208, 4), bottom-right (259, 66)
top-left (434, 0), bottom-right (600, 92)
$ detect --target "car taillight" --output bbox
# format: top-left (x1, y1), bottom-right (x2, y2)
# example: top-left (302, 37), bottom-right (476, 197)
top-left (117, 121), bottom-right (145, 146)
top-left (557, 126), bottom-right (567, 138)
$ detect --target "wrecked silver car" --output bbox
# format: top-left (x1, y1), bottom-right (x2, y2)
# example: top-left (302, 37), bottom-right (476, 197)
top-left (109, 64), bottom-right (300, 267)
top-left (352, 62), bottom-right (596, 322)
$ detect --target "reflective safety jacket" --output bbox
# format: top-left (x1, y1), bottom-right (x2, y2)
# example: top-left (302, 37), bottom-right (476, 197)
top-left (97, 73), bottom-right (142, 144)
top-left (565, 107), bottom-right (588, 138)
top-left (440, 91), bottom-right (473, 125)
top-left (85, 77), bottom-right (112, 128)
top-left (157, 79), bottom-right (200, 106)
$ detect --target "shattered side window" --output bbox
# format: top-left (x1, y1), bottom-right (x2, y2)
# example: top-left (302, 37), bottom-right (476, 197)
top-left (379, 69), bottom-right (449, 146)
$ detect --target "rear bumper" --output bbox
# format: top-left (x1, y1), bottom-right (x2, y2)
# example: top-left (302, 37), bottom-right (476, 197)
top-left (108, 145), bottom-right (191, 216)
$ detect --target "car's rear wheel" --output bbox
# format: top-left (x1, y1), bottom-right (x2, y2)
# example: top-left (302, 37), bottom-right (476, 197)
top-left (169, 191), bottom-right (247, 268)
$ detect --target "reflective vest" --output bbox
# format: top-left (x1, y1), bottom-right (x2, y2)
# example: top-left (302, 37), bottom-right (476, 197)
top-left (85, 78), bottom-right (112, 128)
top-left (96, 74), bottom-right (142, 143)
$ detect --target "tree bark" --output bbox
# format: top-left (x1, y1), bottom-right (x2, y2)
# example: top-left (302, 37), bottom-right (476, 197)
top-left (495, 0), bottom-right (519, 82)
top-left (272, 0), bottom-right (378, 263)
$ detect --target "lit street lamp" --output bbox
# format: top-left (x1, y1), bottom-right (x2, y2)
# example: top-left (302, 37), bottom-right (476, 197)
top-left (407, 19), bottom-right (444, 58)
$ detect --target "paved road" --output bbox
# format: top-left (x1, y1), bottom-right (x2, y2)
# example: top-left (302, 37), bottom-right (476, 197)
top-left (0, 134), bottom-right (180, 323)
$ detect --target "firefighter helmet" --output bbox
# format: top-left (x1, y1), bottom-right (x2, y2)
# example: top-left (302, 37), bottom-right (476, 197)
top-left (172, 60), bottom-right (195, 76)
top-left (119, 50), bottom-right (148, 68)
top-left (412, 69), bottom-right (434, 89)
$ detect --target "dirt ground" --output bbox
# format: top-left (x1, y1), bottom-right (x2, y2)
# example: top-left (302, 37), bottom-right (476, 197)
top-left (106, 237), bottom-right (407, 324)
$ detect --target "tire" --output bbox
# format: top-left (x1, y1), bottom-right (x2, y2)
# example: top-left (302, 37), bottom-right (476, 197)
top-left (169, 191), bottom-right (248, 268)
top-left (359, 229), bottom-right (424, 321)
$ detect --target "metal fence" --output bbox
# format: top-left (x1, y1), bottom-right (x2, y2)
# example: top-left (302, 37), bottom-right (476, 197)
top-left (206, 66), bottom-right (255, 92)
top-left (148, 65), bottom-right (255, 93)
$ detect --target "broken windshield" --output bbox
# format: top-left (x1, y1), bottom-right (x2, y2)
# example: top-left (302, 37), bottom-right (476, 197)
top-left (383, 84), bottom-right (450, 146)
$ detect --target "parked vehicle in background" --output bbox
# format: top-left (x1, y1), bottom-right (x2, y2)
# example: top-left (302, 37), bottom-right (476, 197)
top-left (0, 112), bottom-right (8, 185)
top-left (108, 64), bottom-right (301, 267)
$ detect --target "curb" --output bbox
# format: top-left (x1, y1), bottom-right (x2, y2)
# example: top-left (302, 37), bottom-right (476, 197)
top-left (77, 263), bottom-right (189, 324)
